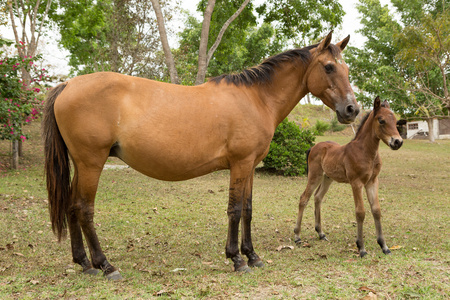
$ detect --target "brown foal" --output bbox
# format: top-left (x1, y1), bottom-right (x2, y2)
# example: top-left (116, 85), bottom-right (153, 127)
top-left (294, 96), bottom-right (403, 257)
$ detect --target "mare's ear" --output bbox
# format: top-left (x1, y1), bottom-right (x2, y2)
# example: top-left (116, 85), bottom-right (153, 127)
top-left (336, 35), bottom-right (350, 51)
top-left (374, 96), bottom-right (381, 111)
top-left (381, 100), bottom-right (390, 109)
top-left (317, 31), bottom-right (333, 52)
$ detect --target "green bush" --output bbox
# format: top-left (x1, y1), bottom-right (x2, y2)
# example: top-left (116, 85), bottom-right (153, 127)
top-left (262, 118), bottom-right (316, 176)
top-left (313, 119), bottom-right (330, 135)
top-left (329, 117), bottom-right (347, 132)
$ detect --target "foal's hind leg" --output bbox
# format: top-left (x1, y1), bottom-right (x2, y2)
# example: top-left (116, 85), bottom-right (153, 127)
top-left (71, 162), bottom-right (122, 280)
top-left (365, 178), bottom-right (391, 255)
top-left (294, 173), bottom-right (323, 245)
top-left (314, 176), bottom-right (333, 241)
top-left (351, 182), bottom-right (367, 257)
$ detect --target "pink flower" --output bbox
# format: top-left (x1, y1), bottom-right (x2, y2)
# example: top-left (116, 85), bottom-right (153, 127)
top-left (20, 135), bottom-right (26, 141)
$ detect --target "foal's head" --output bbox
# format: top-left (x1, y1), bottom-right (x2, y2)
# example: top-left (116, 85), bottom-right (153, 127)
top-left (372, 96), bottom-right (403, 150)
top-left (306, 32), bottom-right (360, 124)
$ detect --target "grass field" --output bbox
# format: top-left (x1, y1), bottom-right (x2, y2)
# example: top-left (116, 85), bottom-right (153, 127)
top-left (0, 117), bottom-right (449, 299)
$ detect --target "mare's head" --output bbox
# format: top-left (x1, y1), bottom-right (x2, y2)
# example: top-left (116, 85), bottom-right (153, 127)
top-left (372, 96), bottom-right (403, 150)
top-left (306, 32), bottom-right (359, 124)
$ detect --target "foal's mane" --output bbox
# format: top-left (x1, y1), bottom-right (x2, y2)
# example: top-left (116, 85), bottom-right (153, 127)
top-left (209, 43), bottom-right (342, 87)
top-left (353, 112), bottom-right (372, 140)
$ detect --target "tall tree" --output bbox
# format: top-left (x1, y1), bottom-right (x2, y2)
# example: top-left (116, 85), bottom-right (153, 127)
top-left (3, 0), bottom-right (54, 168)
top-left (346, 0), bottom-right (449, 142)
top-left (52, 0), bottom-right (165, 78)
top-left (256, 0), bottom-right (344, 45)
top-left (150, 0), bottom-right (179, 84)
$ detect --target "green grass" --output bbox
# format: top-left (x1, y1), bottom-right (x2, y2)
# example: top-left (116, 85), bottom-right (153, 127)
top-left (0, 116), bottom-right (449, 299)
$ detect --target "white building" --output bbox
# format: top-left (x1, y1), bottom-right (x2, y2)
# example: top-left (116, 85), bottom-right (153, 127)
top-left (407, 118), bottom-right (450, 139)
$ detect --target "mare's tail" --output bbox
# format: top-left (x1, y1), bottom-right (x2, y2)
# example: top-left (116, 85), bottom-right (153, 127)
top-left (42, 83), bottom-right (70, 242)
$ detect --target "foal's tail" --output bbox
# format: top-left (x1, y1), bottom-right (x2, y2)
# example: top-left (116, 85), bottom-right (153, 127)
top-left (42, 83), bottom-right (70, 242)
top-left (305, 148), bottom-right (311, 176)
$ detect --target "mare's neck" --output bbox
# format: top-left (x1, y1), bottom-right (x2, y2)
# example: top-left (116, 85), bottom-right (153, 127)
top-left (255, 62), bottom-right (309, 129)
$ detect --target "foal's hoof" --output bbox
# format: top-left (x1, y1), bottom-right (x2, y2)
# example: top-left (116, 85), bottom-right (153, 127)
top-left (383, 248), bottom-right (392, 255)
top-left (83, 268), bottom-right (100, 276)
top-left (248, 258), bottom-right (264, 268)
top-left (105, 270), bottom-right (123, 280)
top-left (359, 251), bottom-right (368, 258)
top-left (319, 234), bottom-right (329, 241)
top-left (294, 238), bottom-right (302, 245)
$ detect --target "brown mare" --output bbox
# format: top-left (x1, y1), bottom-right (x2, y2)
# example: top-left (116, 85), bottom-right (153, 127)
top-left (42, 32), bottom-right (359, 280)
top-left (294, 96), bottom-right (403, 257)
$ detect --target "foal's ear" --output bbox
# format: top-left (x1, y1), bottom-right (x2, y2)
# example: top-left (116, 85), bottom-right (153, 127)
top-left (317, 31), bottom-right (333, 52)
top-left (336, 35), bottom-right (350, 51)
top-left (381, 100), bottom-right (390, 109)
top-left (374, 96), bottom-right (381, 111)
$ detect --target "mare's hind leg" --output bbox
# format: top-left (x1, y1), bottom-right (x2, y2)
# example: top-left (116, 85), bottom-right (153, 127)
top-left (294, 172), bottom-right (323, 245)
top-left (71, 161), bottom-right (122, 280)
top-left (314, 176), bottom-right (333, 241)
top-left (67, 199), bottom-right (99, 275)
top-left (365, 178), bottom-right (390, 255)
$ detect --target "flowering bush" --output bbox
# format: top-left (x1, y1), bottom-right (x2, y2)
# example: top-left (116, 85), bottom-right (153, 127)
top-left (0, 42), bottom-right (47, 141)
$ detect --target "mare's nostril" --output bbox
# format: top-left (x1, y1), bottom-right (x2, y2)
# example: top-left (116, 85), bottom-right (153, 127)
top-left (346, 105), bottom-right (354, 114)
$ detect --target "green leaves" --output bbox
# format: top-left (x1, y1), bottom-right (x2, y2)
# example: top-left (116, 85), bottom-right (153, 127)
top-left (262, 118), bottom-right (315, 176)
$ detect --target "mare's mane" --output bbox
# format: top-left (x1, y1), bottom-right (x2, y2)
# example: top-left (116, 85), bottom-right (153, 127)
top-left (209, 43), bottom-right (342, 87)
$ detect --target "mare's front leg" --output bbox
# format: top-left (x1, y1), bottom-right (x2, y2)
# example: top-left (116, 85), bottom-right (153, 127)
top-left (365, 178), bottom-right (391, 255)
top-left (226, 163), bottom-right (256, 272)
top-left (351, 182), bottom-right (367, 257)
top-left (240, 171), bottom-right (264, 268)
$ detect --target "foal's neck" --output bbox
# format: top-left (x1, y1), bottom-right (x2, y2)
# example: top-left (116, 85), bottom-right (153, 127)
top-left (352, 113), bottom-right (380, 159)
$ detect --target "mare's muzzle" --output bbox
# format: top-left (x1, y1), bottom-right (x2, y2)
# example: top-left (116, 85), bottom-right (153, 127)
top-left (336, 103), bottom-right (360, 124)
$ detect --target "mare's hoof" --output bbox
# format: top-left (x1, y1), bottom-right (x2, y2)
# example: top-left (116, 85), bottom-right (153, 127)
top-left (248, 259), bottom-right (264, 268)
top-left (294, 238), bottom-right (302, 245)
top-left (359, 251), bottom-right (368, 258)
top-left (83, 268), bottom-right (100, 276)
top-left (383, 249), bottom-right (392, 255)
top-left (236, 264), bottom-right (252, 273)
top-left (105, 270), bottom-right (123, 280)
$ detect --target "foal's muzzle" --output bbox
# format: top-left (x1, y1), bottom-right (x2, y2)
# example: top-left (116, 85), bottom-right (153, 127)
top-left (389, 137), bottom-right (403, 150)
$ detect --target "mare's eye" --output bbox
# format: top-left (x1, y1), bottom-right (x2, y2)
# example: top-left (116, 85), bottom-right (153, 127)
top-left (324, 64), bottom-right (335, 74)
top-left (378, 118), bottom-right (386, 125)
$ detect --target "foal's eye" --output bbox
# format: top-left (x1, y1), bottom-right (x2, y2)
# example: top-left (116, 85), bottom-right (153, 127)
top-left (324, 64), bottom-right (335, 74)
top-left (378, 118), bottom-right (386, 125)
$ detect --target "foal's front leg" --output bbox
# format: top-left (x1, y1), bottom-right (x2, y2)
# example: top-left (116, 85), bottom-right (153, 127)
top-left (365, 178), bottom-right (391, 255)
top-left (351, 182), bottom-right (367, 257)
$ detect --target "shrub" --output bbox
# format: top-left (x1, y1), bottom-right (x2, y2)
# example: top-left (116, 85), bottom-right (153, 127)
top-left (329, 117), bottom-right (347, 132)
top-left (262, 118), bottom-right (315, 176)
top-left (313, 119), bottom-right (330, 135)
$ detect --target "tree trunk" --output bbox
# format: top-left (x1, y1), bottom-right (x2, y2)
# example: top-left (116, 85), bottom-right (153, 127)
top-left (150, 0), bottom-right (179, 84)
top-left (11, 141), bottom-right (19, 169)
top-left (195, 0), bottom-right (250, 85)
top-left (195, 0), bottom-right (216, 85)
top-left (426, 118), bottom-right (435, 143)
